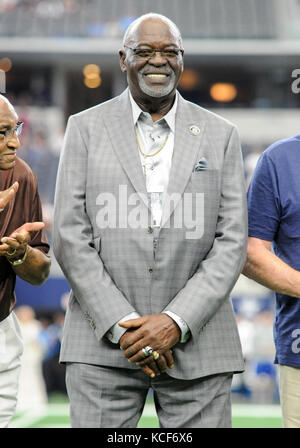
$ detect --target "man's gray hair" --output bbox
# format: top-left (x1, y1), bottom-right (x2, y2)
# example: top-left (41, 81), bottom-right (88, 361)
top-left (122, 13), bottom-right (183, 48)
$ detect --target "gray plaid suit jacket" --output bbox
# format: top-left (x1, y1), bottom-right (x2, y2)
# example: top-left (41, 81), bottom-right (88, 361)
top-left (53, 88), bottom-right (247, 380)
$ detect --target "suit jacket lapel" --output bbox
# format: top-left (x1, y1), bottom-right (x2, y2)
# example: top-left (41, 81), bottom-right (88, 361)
top-left (103, 89), bottom-right (149, 210)
top-left (161, 94), bottom-right (207, 228)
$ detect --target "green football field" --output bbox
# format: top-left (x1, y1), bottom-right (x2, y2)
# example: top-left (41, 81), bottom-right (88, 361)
top-left (9, 397), bottom-right (283, 428)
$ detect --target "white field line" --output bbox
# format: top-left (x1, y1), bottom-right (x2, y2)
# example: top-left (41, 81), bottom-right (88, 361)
top-left (232, 404), bottom-right (282, 418)
top-left (142, 403), bottom-right (157, 417)
top-left (49, 403), bottom-right (282, 419)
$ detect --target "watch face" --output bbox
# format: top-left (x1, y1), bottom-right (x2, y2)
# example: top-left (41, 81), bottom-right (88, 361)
top-left (11, 258), bottom-right (23, 265)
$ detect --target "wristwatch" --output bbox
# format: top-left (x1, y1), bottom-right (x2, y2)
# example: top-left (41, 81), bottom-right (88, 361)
top-left (8, 245), bottom-right (29, 266)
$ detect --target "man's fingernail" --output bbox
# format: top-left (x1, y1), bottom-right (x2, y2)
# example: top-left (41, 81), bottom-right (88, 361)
top-left (151, 373), bottom-right (155, 378)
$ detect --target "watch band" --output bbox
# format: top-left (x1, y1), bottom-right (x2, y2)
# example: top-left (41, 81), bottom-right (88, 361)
top-left (8, 245), bottom-right (29, 266)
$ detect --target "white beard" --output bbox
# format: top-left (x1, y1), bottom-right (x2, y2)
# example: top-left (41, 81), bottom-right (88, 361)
top-left (137, 70), bottom-right (176, 98)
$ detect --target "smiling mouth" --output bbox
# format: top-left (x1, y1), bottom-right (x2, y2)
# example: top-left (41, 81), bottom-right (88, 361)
top-left (144, 74), bottom-right (169, 79)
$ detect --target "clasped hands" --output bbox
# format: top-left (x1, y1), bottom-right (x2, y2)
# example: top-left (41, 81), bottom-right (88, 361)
top-left (119, 313), bottom-right (181, 379)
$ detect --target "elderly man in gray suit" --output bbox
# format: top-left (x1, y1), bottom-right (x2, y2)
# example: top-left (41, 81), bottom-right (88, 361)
top-left (53, 13), bottom-right (247, 428)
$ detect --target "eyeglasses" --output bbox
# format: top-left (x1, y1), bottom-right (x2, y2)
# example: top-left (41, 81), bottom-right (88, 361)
top-left (0, 121), bottom-right (24, 140)
top-left (124, 44), bottom-right (184, 60)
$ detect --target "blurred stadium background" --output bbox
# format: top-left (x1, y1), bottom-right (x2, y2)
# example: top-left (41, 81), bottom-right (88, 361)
top-left (1, 0), bottom-right (300, 428)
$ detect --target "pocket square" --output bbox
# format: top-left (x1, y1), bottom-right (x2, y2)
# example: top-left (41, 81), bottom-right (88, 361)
top-left (193, 157), bottom-right (208, 172)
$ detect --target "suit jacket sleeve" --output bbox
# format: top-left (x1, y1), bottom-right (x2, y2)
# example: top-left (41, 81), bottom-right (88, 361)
top-left (163, 126), bottom-right (248, 339)
top-left (53, 115), bottom-right (138, 341)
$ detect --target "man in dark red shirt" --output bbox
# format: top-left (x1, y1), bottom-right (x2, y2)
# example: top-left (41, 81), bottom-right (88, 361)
top-left (0, 94), bottom-right (51, 427)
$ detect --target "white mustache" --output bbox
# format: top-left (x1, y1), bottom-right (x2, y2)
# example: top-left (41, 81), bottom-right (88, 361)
top-left (139, 66), bottom-right (173, 76)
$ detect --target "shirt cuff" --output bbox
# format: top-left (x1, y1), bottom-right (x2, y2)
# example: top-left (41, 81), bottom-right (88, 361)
top-left (163, 311), bottom-right (190, 343)
top-left (105, 312), bottom-right (140, 344)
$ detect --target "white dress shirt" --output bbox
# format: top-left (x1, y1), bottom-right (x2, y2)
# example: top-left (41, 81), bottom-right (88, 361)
top-left (106, 92), bottom-right (190, 344)
top-left (132, 92), bottom-right (176, 227)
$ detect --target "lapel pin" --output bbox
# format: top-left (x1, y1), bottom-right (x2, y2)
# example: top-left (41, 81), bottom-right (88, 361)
top-left (189, 125), bottom-right (201, 136)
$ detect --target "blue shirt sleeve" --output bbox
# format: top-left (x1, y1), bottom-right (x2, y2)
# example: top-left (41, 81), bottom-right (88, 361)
top-left (247, 151), bottom-right (281, 241)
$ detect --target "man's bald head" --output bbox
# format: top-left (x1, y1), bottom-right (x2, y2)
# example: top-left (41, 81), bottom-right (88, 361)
top-left (0, 94), bottom-right (11, 106)
top-left (0, 94), bottom-right (17, 116)
top-left (122, 13), bottom-right (183, 48)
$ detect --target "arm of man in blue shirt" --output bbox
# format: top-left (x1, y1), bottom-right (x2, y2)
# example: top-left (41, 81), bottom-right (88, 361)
top-left (243, 142), bottom-right (300, 298)
top-left (243, 237), bottom-right (300, 298)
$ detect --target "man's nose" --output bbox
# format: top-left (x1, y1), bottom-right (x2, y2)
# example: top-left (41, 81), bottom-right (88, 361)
top-left (6, 133), bottom-right (20, 150)
top-left (148, 52), bottom-right (168, 65)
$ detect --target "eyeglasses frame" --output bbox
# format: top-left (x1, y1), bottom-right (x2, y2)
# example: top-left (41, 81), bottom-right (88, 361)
top-left (0, 121), bottom-right (24, 140)
top-left (124, 44), bottom-right (184, 60)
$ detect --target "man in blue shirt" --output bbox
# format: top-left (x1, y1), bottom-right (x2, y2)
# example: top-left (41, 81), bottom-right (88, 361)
top-left (243, 134), bottom-right (300, 428)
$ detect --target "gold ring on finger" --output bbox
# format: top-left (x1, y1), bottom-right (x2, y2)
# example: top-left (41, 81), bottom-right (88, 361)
top-left (153, 351), bottom-right (160, 360)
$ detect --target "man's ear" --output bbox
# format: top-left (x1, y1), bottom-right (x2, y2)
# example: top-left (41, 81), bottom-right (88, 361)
top-left (119, 50), bottom-right (127, 72)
